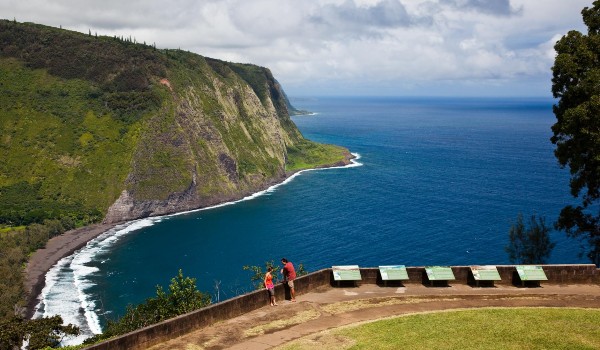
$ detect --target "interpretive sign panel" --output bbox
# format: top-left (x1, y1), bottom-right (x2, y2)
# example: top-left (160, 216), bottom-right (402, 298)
top-left (515, 265), bottom-right (548, 281)
top-left (425, 266), bottom-right (455, 285)
top-left (332, 265), bottom-right (362, 281)
top-left (471, 265), bottom-right (501, 287)
top-left (379, 265), bottom-right (409, 280)
top-left (471, 265), bottom-right (501, 281)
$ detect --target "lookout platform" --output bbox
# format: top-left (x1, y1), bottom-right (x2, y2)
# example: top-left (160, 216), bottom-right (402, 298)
top-left (84, 264), bottom-right (600, 350)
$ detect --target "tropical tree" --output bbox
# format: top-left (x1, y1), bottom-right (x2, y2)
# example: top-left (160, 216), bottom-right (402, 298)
top-left (0, 315), bottom-right (79, 350)
top-left (551, 1), bottom-right (600, 265)
top-left (243, 260), bottom-right (307, 290)
top-left (506, 214), bottom-right (555, 264)
top-left (243, 260), bottom-right (280, 290)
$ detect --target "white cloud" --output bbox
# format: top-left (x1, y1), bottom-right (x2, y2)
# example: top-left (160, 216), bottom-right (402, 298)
top-left (0, 0), bottom-right (593, 96)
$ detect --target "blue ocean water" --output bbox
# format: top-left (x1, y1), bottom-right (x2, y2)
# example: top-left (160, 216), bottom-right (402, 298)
top-left (35, 96), bottom-right (587, 342)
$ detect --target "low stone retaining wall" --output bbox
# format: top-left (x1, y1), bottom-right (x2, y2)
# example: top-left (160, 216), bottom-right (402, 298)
top-left (356, 264), bottom-right (599, 286)
top-left (84, 264), bottom-right (598, 350)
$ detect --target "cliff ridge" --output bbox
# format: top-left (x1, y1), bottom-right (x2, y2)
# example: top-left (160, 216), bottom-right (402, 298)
top-left (0, 20), bottom-right (352, 225)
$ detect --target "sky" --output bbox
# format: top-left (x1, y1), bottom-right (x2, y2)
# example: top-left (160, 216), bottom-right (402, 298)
top-left (0, 0), bottom-right (593, 97)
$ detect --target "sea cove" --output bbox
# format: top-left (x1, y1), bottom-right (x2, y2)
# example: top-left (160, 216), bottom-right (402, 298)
top-left (35, 96), bottom-right (587, 343)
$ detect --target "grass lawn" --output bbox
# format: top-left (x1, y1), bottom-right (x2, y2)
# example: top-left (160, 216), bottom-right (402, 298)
top-left (278, 307), bottom-right (600, 350)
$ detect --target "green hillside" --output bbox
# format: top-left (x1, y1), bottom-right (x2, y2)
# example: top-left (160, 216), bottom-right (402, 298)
top-left (0, 57), bottom-right (133, 225)
top-left (0, 20), bottom-right (351, 227)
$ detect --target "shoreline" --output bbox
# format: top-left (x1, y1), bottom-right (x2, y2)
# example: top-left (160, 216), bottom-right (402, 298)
top-left (24, 152), bottom-right (359, 318)
top-left (24, 222), bottom-right (118, 317)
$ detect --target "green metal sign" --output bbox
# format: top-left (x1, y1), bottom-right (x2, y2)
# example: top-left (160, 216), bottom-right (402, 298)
top-left (332, 265), bottom-right (362, 281)
top-left (425, 266), bottom-right (455, 281)
top-left (471, 266), bottom-right (501, 281)
top-left (379, 265), bottom-right (409, 280)
top-left (515, 265), bottom-right (548, 281)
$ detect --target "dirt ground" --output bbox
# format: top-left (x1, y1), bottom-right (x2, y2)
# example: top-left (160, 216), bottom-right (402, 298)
top-left (146, 282), bottom-right (600, 350)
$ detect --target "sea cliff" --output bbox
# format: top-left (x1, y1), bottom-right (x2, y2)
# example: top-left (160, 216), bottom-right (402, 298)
top-left (0, 20), bottom-right (352, 225)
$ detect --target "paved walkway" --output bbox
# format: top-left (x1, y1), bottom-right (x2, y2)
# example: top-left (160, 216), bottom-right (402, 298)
top-left (147, 283), bottom-right (600, 350)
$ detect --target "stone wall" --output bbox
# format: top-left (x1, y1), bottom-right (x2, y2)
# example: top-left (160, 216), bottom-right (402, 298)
top-left (83, 264), bottom-right (598, 350)
top-left (356, 264), bottom-right (599, 286)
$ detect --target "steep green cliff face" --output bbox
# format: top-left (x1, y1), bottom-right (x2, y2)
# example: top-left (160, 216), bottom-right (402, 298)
top-left (0, 21), bottom-right (350, 225)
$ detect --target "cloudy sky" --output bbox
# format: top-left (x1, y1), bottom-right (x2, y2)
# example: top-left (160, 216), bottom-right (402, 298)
top-left (0, 0), bottom-right (593, 97)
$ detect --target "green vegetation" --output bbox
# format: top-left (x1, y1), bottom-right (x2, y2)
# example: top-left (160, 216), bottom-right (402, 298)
top-left (0, 57), bottom-right (135, 226)
top-left (0, 315), bottom-right (79, 350)
top-left (210, 59), bottom-right (292, 121)
top-left (280, 308), bottom-right (600, 350)
top-left (0, 20), bottom-right (350, 348)
top-left (0, 19), bottom-right (343, 228)
top-left (0, 222), bottom-right (81, 350)
top-left (243, 260), bottom-right (307, 290)
top-left (286, 140), bottom-right (350, 172)
top-left (506, 214), bottom-right (555, 264)
top-left (0, 21), bottom-right (166, 91)
top-left (84, 270), bottom-right (211, 345)
top-left (0, 37), bottom-right (154, 224)
top-left (551, 1), bottom-right (600, 265)
top-left (243, 260), bottom-right (282, 290)
top-left (0, 220), bottom-right (75, 320)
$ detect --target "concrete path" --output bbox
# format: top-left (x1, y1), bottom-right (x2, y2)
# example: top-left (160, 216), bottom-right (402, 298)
top-left (147, 283), bottom-right (600, 350)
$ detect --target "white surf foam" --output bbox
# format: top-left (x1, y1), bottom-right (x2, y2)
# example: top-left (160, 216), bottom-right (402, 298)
top-left (33, 218), bottom-right (160, 344)
top-left (33, 155), bottom-right (362, 344)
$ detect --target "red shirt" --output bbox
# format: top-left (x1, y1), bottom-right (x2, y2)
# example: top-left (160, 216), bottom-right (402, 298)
top-left (283, 262), bottom-right (296, 281)
top-left (265, 273), bottom-right (274, 289)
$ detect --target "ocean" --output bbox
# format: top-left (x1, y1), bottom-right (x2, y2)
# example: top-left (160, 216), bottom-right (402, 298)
top-left (33, 96), bottom-right (587, 344)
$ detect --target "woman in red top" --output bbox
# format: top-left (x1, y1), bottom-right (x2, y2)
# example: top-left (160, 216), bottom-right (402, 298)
top-left (264, 266), bottom-right (277, 306)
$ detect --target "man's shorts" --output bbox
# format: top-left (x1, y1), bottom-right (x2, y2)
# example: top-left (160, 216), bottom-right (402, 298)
top-left (287, 280), bottom-right (294, 289)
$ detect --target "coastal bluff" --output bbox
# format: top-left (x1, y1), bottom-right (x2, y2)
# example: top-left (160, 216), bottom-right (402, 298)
top-left (0, 20), bottom-right (351, 226)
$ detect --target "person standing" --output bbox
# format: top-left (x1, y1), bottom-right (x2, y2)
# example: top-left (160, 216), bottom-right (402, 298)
top-left (280, 258), bottom-right (296, 302)
top-left (264, 266), bottom-right (277, 306)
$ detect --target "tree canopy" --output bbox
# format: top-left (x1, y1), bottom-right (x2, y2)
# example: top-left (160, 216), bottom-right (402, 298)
top-left (505, 214), bottom-right (555, 264)
top-left (551, 1), bottom-right (600, 265)
top-left (0, 315), bottom-right (79, 350)
top-left (84, 269), bottom-right (211, 345)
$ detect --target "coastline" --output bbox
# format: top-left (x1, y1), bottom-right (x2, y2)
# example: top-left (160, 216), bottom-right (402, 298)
top-left (24, 152), bottom-right (358, 318)
top-left (24, 223), bottom-right (118, 318)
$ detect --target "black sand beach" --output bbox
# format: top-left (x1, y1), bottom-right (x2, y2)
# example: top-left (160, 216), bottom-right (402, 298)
top-left (24, 223), bottom-right (117, 317)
